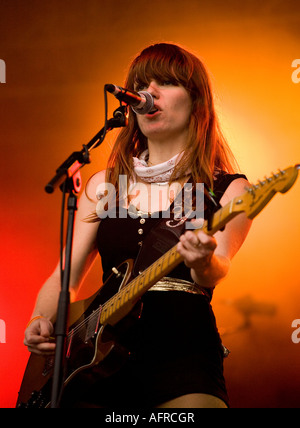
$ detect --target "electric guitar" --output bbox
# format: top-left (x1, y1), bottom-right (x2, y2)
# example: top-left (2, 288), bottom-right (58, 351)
top-left (16, 165), bottom-right (299, 408)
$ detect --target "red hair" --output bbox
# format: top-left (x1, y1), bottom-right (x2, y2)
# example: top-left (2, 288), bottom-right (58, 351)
top-left (106, 43), bottom-right (238, 192)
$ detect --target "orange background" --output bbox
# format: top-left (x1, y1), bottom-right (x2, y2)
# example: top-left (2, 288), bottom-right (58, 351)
top-left (0, 0), bottom-right (300, 408)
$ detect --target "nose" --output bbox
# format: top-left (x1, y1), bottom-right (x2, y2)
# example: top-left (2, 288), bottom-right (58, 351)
top-left (145, 81), bottom-right (160, 98)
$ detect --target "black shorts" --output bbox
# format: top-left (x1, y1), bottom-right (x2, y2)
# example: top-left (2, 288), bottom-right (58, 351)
top-left (67, 291), bottom-right (229, 408)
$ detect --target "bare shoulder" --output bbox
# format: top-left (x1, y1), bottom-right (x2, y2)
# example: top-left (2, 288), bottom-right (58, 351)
top-left (219, 177), bottom-right (250, 205)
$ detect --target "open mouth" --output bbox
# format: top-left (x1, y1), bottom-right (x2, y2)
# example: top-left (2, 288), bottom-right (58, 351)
top-left (147, 108), bottom-right (159, 116)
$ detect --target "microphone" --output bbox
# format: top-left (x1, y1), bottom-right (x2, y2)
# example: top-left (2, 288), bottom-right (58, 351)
top-left (105, 84), bottom-right (154, 115)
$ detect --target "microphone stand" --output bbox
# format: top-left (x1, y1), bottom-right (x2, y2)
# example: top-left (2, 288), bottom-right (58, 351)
top-left (47, 103), bottom-right (128, 408)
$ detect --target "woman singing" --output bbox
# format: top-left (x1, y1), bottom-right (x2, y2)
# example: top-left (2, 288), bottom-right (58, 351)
top-left (24, 43), bottom-right (252, 408)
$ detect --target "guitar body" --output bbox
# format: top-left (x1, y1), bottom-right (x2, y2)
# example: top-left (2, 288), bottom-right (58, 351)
top-left (16, 259), bottom-right (142, 408)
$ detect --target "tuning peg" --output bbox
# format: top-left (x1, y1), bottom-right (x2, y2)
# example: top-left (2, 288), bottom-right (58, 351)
top-left (272, 172), bottom-right (279, 179)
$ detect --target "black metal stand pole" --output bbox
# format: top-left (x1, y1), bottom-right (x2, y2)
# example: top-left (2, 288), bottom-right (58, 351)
top-left (50, 185), bottom-right (78, 408)
top-left (46, 103), bottom-right (127, 408)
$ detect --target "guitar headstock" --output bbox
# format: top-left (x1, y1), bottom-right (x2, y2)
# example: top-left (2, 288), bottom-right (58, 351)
top-left (232, 165), bottom-right (300, 220)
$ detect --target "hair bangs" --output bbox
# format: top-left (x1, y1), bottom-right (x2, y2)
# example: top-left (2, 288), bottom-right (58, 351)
top-left (126, 43), bottom-right (194, 91)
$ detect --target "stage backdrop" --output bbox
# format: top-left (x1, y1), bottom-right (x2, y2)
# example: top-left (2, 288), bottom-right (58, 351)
top-left (0, 0), bottom-right (299, 408)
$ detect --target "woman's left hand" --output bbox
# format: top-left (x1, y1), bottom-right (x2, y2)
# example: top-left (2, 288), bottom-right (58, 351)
top-left (176, 178), bottom-right (253, 288)
top-left (177, 230), bottom-right (217, 271)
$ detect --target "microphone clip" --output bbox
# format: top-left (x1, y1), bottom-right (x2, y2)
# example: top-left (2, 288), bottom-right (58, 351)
top-left (109, 104), bottom-right (128, 128)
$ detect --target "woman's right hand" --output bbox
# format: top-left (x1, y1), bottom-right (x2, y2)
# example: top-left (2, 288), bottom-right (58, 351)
top-left (24, 317), bottom-right (56, 356)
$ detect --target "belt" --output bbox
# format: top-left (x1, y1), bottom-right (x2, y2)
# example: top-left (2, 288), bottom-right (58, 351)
top-left (148, 277), bottom-right (207, 296)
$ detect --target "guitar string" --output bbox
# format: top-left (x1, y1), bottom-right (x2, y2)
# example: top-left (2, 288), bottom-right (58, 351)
top-left (68, 306), bottom-right (101, 339)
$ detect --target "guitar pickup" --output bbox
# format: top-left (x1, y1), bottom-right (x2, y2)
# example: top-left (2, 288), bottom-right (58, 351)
top-left (85, 308), bottom-right (102, 343)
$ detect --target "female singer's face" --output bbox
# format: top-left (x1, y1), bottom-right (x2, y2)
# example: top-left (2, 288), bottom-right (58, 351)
top-left (134, 80), bottom-right (192, 144)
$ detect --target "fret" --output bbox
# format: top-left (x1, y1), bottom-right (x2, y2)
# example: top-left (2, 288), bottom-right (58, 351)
top-left (139, 273), bottom-right (146, 290)
top-left (147, 264), bottom-right (155, 284)
top-left (132, 277), bottom-right (140, 297)
top-left (120, 287), bottom-right (126, 306)
top-left (160, 257), bottom-right (168, 277)
top-left (110, 298), bottom-right (115, 314)
top-left (136, 275), bottom-right (143, 291)
top-left (168, 248), bottom-right (176, 266)
top-left (170, 246), bottom-right (181, 267)
top-left (115, 293), bottom-right (122, 310)
top-left (128, 282), bottom-right (135, 299)
top-left (142, 268), bottom-right (150, 290)
top-left (153, 260), bottom-right (162, 278)
top-left (166, 246), bottom-right (173, 269)
top-left (112, 295), bottom-right (119, 311)
top-left (108, 299), bottom-right (115, 317)
top-left (111, 297), bottom-right (118, 315)
top-left (160, 254), bottom-right (167, 273)
top-left (123, 288), bottom-right (129, 303)
top-left (160, 252), bottom-right (170, 275)
top-left (100, 307), bottom-right (107, 324)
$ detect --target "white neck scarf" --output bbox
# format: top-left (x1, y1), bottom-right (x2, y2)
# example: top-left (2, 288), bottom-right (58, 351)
top-left (132, 150), bottom-right (184, 184)
top-left (95, 150), bottom-right (185, 209)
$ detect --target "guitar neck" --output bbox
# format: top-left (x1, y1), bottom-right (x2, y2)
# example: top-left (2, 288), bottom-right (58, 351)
top-left (99, 196), bottom-right (241, 326)
top-left (203, 197), bottom-right (241, 235)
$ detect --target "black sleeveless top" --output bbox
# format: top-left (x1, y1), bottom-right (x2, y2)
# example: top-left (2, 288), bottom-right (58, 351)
top-left (97, 172), bottom-right (246, 291)
top-left (79, 172), bottom-right (246, 408)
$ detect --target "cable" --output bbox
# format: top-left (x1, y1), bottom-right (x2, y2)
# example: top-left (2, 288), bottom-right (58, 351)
top-left (93, 86), bottom-right (109, 149)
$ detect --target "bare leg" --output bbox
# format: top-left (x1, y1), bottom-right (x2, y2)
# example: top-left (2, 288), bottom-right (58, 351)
top-left (156, 393), bottom-right (228, 408)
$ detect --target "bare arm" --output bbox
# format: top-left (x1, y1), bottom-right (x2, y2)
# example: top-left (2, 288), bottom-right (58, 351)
top-left (24, 171), bottom-right (105, 355)
top-left (177, 178), bottom-right (252, 288)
